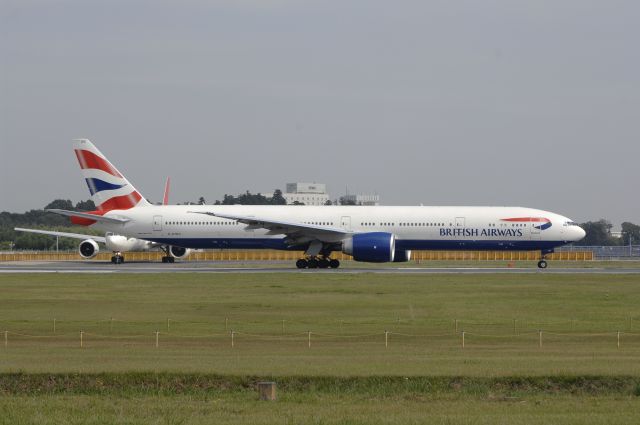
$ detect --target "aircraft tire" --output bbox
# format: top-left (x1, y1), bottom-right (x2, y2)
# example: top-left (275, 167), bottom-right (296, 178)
top-left (537, 260), bottom-right (547, 269)
top-left (329, 259), bottom-right (340, 269)
top-left (307, 258), bottom-right (319, 269)
top-left (296, 259), bottom-right (308, 269)
top-left (318, 259), bottom-right (330, 269)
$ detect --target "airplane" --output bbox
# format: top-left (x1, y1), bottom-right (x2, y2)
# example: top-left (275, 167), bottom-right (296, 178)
top-left (41, 138), bottom-right (585, 269)
top-left (15, 176), bottom-right (188, 263)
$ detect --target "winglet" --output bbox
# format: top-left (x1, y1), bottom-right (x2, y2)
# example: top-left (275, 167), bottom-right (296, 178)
top-left (163, 177), bottom-right (171, 205)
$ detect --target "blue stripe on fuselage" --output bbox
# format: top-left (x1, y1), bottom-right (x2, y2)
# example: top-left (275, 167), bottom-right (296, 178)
top-left (85, 178), bottom-right (125, 195)
top-left (144, 237), bottom-right (568, 252)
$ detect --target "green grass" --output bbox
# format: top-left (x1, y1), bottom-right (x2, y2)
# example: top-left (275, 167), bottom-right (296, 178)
top-left (1, 273), bottom-right (640, 376)
top-left (2, 393), bottom-right (638, 425)
top-left (1, 374), bottom-right (640, 424)
top-left (1, 272), bottom-right (640, 424)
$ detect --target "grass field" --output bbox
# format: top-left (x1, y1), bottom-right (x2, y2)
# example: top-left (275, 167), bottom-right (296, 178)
top-left (1, 272), bottom-right (639, 424)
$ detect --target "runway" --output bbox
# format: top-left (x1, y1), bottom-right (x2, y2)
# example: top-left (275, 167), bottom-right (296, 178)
top-left (1, 261), bottom-right (640, 274)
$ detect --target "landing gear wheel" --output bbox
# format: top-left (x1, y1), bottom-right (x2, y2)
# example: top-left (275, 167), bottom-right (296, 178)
top-left (329, 259), bottom-right (340, 269)
top-left (307, 258), bottom-right (319, 269)
top-left (111, 255), bottom-right (124, 264)
top-left (318, 258), bottom-right (330, 269)
top-left (537, 260), bottom-right (548, 269)
top-left (296, 259), bottom-right (308, 269)
top-left (162, 256), bottom-right (175, 263)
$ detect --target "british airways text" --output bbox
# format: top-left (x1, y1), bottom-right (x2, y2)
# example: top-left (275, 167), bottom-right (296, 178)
top-left (440, 228), bottom-right (524, 237)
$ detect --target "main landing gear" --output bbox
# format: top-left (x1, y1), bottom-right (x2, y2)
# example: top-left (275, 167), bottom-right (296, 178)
top-left (110, 253), bottom-right (124, 264)
top-left (160, 246), bottom-right (175, 263)
top-left (296, 256), bottom-right (340, 269)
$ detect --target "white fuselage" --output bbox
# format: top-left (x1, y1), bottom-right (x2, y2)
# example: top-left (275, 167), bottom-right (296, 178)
top-left (89, 205), bottom-right (585, 253)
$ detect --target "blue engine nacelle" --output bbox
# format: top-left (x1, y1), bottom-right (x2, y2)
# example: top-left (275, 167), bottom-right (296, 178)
top-left (393, 249), bottom-right (412, 262)
top-left (342, 232), bottom-right (396, 263)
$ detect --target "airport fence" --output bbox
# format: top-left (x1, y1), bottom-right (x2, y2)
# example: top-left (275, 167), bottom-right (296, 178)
top-left (2, 316), bottom-right (639, 351)
top-left (0, 249), bottom-right (593, 262)
top-left (558, 245), bottom-right (640, 259)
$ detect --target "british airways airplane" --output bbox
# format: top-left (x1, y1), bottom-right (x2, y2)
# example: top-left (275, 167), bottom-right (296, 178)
top-left (41, 139), bottom-right (585, 269)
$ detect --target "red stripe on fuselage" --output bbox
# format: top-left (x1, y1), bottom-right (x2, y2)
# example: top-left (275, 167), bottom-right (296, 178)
top-left (501, 217), bottom-right (550, 223)
top-left (74, 149), bottom-right (122, 178)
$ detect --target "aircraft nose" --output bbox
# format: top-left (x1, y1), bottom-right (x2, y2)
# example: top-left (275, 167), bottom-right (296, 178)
top-left (575, 226), bottom-right (586, 241)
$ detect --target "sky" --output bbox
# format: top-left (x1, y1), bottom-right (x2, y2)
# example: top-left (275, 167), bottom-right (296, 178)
top-left (1, 0), bottom-right (639, 226)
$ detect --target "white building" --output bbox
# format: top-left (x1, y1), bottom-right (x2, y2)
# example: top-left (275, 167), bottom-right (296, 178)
top-left (342, 193), bottom-right (380, 206)
top-left (283, 182), bottom-right (330, 205)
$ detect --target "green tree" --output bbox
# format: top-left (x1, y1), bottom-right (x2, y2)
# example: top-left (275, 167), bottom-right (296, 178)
top-left (221, 194), bottom-right (237, 205)
top-left (621, 222), bottom-right (640, 245)
top-left (1, 199), bottom-right (102, 250)
top-left (579, 219), bottom-right (616, 246)
top-left (198, 197), bottom-right (206, 205)
top-left (45, 199), bottom-right (74, 210)
top-left (271, 189), bottom-right (287, 205)
top-left (75, 200), bottom-right (96, 211)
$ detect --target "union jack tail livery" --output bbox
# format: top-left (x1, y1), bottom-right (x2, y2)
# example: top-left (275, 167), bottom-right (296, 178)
top-left (73, 139), bottom-right (150, 212)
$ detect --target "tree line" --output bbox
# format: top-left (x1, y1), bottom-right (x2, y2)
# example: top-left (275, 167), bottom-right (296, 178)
top-left (0, 199), bottom-right (100, 250)
top-left (181, 190), bottom-right (357, 206)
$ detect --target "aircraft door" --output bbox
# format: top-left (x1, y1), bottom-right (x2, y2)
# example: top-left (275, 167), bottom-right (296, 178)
top-left (340, 216), bottom-right (351, 232)
top-left (530, 218), bottom-right (541, 240)
top-left (153, 215), bottom-right (162, 231)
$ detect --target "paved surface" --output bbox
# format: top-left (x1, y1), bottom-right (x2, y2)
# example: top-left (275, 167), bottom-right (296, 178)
top-left (1, 261), bottom-right (640, 274)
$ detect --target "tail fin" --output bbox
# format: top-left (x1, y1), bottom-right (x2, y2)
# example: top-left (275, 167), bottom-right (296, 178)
top-left (73, 139), bottom-right (151, 211)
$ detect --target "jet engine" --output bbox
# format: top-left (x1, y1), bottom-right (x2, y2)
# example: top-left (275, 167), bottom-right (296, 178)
top-left (342, 232), bottom-right (396, 262)
top-left (393, 249), bottom-right (412, 262)
top-left (79, 239), bottom-right (99, 259)
top-left (169, 245), bottom-right (191, 259)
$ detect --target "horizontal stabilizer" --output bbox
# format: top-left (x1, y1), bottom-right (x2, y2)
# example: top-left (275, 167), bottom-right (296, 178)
top-left (46, 209), bottom-right (130, 224)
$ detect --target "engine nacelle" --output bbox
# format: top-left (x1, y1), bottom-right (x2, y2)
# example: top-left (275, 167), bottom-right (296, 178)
top-left (169, 245), bottom-right (191, 259)
top-left (342, 232), bottom-right (396, 263)
top-left (105, 234), bottom-right (153, 252)
top-left (79, 239), bottom-right (99, 259)
top-left (393, 249), bottom-right (412, 262)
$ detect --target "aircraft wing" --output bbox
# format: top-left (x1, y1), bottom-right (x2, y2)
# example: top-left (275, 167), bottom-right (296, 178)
top-left (14, 227), bottom-right (107, 243)
top-left (189, 211), bottom-right (350, 237)
top-left (46, 209), bottom-right (130, 224)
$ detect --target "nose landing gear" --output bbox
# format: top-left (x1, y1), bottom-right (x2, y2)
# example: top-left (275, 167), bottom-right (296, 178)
top-left (537, 250), bottom-right (552, 269)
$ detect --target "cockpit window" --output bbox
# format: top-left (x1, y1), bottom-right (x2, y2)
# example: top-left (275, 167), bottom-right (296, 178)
top-left (566, 221), bottom-right (579, 226)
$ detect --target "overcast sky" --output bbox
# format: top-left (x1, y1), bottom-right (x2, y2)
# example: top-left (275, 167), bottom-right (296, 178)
top-left (1, 0), bottom-right (638, 225)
